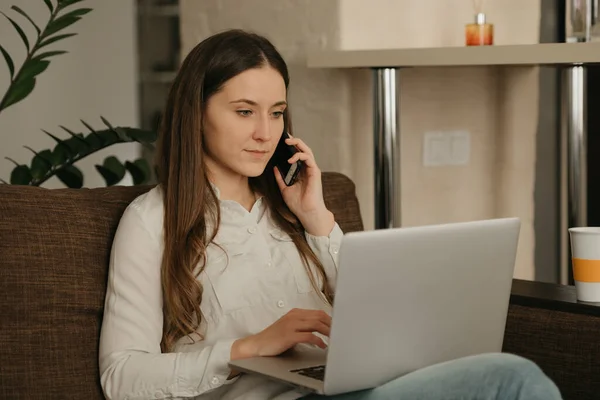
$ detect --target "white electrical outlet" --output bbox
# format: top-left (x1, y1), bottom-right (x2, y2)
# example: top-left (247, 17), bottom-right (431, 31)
top-left (449, 131), bottom-right (470, 165)
top-left (423, 131), bottom-right (448, 166)
top-left (423, 130), bottom-right (470, 166)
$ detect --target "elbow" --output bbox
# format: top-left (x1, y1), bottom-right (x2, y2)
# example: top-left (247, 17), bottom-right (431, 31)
top-left (99, 352), bottom-right (133, 400)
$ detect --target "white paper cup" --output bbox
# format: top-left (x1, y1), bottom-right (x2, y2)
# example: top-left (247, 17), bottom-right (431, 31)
top-left (568, 227), bottom-right (600, 302)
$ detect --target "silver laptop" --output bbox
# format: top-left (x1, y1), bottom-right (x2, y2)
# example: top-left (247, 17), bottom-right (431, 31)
top-left (228, 217), bottom-right (521, 396)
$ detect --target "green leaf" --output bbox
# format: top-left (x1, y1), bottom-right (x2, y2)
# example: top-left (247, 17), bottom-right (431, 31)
top-left (43, 0), bottom-right (55, 13)
top-left (44, 16), bottom-right (79, 38)
top-left (94, 129), bottom-right (119, 145)
top-left (0, 45), bottom-right (14, 79)
top-left (80, 120), bottom-right (107, 147)
top-left (125, 159), bottom-right (151, 185)
top-left (17, 124), bottom-right (156, 187)
top-left (43, 129), bottom-right (76, 159)
top-left (44, 13), bottom-right (82, 38)
top-left (59, 125), bottom-right (77, 135)
top-left (101, 118), bottom-right (132, 142)
top-left (56, 165), bottom-right (83, 188)
top-left (18, 60), bottom-right (49, 82)
top-left (104, 156), bottom-right (126, 179)
top-left (43, 8), bottom-right (91, 38)
top-left (61, 135), bottom-right (86, 156)
top-left (28, 149), bottom-right (54, 180)
top-left (95, 156), bottom-right (126, 186)
top-left (11, 6), bottom-right (41, 35)
top-left (59, 0), bottom-right (85, 5)
top-left (83, 132), bottom-right (103, 149)
top-left (59, 7), bottom-right (92, 18)
top-left (51, 144), bottom-right (69, 164)
top-left (61, 127), bottom-right (91, 151)
top-left (114, 127), bottom-right (131, 141)
top-left (100, 115), bottom-right (115, 130)
top-left (10, 165), bottom-right (32, 185)
top-left (125, 128), bottom-right (158, 144)
top-left (1, 78), bottom-right (35, 109)
top-left (1, 12), bottom-right (30, 52)
top-left (5, 157), bottom-right (19, 166)
top-left (79, 119), bottom-right (95, 132)
top-left (57, 0), bottom-right (86, 10)
top-left (32, 50), bottom-right (67, 62)
top-left (38, 33), bottom-right (76, 49)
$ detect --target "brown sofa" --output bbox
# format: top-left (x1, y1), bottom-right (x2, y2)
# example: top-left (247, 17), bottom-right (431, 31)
top-left (0, 172), bottom-right (597, 399)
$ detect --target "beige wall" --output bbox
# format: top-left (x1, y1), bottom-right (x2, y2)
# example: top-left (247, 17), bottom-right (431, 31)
top-left (180, 0), bottom-right (352, 179)
top-left (0, 0), bottom-right (139, 188)
top-left (180, 0), bottom-right (543, 280)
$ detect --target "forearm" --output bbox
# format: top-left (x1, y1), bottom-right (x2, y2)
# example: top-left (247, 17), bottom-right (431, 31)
top-left (300, 208), bottom-right (335, 237)
top-left (228, 336), bottom-right (257, 379)
top-left (100, 338), bottom-right (237, 399)
top-left (304, 222), bottom-right (344, 292)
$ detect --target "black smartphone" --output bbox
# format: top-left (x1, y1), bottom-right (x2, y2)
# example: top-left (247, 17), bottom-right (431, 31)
top-left (272, 131), bottom-right (303, 186)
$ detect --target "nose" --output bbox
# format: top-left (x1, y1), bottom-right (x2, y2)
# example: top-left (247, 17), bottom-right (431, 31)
top-left (253, 116), bottom-right (272, 141)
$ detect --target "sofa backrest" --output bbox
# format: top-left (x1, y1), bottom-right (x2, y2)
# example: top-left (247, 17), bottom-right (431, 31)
top-left (0, 172), bottom-right (363, 399)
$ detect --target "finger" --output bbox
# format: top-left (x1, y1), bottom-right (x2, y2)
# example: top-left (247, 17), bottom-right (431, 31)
top-left (314, 310), bottom-right (332, 326)
top-left (307, 312), bottom-right (332, 329)
top-left (273, 166), bottom-right (287, 191)
top-left (294, 320), bottom-right (331, 337)
top-left (295, 332), bottom-right (327, 349)
top-left (286, 137), bottom-right (314, 158)
top-left (288, 152), bottom-right (317, 169)
top-left (290, 309), bottom-right (331, 326)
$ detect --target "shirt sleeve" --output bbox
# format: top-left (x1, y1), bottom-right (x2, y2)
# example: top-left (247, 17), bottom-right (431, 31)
top-left (99, 203), bottom-right (238, 400)
top-left (304, 221), bottom-right (344, 292)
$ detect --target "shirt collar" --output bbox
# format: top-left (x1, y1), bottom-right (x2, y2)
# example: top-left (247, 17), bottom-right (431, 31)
top-left (208, 181), bottom-right (266, 221)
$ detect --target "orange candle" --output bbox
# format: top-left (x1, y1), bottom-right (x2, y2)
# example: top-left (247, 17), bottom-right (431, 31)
top-left (466, 12), bottom-right (494, 46)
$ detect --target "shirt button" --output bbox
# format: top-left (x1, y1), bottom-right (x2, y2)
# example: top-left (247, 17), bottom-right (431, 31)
top-left (277, 300), bottom-right (285, 308)
top-left (210, 376), bottom-right (220, 385)
top-left (331, 246), bottom-right (339, 254)
top-left (154, 391), bottom-right (164, 399)
top-left (247, 226), bottom-right (257, 234)
top-left (267, 261), bottom-right (272, 267)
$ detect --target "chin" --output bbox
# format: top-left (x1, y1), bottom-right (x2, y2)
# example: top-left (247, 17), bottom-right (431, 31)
top-left (238, 164), bottom-right (269, 178)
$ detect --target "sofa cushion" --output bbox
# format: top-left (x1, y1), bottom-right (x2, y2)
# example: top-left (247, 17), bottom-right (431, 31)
top-left (0, 172), bottom-right (362, 399)
top-left (503, 303), bottom-right (600, 400)
top-left (0, 183), bottom-right (152, 399)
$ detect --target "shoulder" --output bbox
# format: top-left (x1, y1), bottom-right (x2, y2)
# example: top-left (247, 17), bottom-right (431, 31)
top-left (120, 185), bottom-right (165, 241)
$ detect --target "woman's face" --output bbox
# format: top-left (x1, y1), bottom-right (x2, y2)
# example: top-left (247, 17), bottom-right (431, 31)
top-left (203, 65), bottom-right (287, 183)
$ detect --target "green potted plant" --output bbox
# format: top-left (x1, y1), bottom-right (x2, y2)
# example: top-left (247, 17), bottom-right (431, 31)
top-left (1, 0), bottom-right (157, 188)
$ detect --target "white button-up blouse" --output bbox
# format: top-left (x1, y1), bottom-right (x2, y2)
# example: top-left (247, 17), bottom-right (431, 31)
top-left (99, 185), bottom-right (344, 400)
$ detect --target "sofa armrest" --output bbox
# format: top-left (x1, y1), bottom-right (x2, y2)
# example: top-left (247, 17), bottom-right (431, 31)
top-left (503, 279), bottom-right (600, 400)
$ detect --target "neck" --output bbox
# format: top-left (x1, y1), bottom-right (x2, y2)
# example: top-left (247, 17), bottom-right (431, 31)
top-left (206, 162), bottom-right (256, 210)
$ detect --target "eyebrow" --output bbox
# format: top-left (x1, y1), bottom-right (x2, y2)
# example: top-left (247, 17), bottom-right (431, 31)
top-left (229, 99), bottom-right (287, 107)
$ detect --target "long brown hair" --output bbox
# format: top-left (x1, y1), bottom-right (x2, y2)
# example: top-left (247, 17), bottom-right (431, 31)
top-left (155, 29), bottom-right (334, 352)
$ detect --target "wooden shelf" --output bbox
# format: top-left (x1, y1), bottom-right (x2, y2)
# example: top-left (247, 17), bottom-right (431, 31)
top-left (307, 42), bottom-right (600, 69)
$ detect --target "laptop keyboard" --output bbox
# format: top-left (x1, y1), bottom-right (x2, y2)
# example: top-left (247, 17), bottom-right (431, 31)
top-left (290, 365), bottom-right (326, 381)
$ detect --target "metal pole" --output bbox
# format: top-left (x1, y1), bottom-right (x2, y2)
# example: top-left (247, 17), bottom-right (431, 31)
top-left (561, 65), bottom-right (587, 285)
top-left (373, 68), bottom-right (401, 229)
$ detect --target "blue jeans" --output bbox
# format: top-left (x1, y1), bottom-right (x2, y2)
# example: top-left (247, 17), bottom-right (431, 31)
top-left (303, 353), bottom-right (562, 400)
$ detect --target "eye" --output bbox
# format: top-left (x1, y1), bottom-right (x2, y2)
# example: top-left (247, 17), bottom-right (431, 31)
top-left (237, 110), bottom-right (253, 117)
top-left (272, 111), bottom-right (284, 118)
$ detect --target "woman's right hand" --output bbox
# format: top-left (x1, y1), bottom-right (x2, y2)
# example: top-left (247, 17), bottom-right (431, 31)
top-left (231, 308), bottom-right (331, 359)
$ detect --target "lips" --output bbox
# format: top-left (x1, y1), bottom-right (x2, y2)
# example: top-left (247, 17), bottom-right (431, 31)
top-left (245, 150), bottom-right (269, 160)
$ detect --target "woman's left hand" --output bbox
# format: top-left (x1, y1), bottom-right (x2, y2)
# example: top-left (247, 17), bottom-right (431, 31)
top-left (274, 136), bottom-right (335, 237)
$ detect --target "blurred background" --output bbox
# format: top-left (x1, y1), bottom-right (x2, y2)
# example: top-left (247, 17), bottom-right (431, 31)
top-left (0, 0), bottom-right (588, 285)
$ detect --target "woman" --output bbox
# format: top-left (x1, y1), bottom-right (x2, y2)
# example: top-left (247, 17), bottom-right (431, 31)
top-left (98, 29), bottom-right (562, 400)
